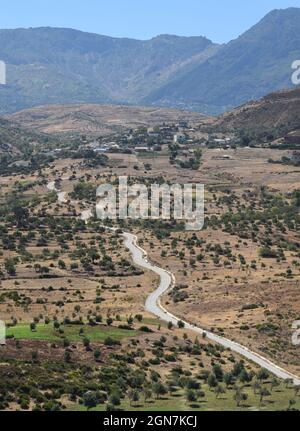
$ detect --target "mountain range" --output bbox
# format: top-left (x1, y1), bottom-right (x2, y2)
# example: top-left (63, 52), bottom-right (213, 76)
top-left (0, 7), bottom-right (299, 114)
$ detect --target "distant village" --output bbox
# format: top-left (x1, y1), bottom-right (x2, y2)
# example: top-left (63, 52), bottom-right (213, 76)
top-left (79, 121), bottom-right (239, 156)
top-left (36, 121), bottom-right (300, 168)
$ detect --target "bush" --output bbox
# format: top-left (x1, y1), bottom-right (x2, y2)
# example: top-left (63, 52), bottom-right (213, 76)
top-left (259, 247), bottom-right (277, 258)
top-left (139, 326), bottom-right (153, 333)
top-left (104, 337), bottom-right (120, 347)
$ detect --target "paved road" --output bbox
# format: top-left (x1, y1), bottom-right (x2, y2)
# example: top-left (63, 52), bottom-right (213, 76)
top-left (124, 232), bottom-right (300, 385)
top-left (46, 181), bottom-right (300, 385)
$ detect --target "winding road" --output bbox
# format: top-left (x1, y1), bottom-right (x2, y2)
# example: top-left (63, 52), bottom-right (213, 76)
top-left (48, 181), bottom-right (300, 385)
top-left (124, 233), bottom-right (300, 385)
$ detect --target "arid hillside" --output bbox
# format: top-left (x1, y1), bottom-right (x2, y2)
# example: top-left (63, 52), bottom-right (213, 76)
top-left (216, 87), bottom-right (300, 135)
top-left (6, 104), bottom-right (209, 136)
top-left (0, 117), bottom-right (56, 157)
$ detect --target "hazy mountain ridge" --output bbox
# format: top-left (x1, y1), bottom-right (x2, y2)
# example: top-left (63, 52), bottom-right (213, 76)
top-left (145, 8), bottom-right (300, 113)
top-left (0, 28), bottom-right (216, 113)
top-left (0, 8), bottom-right (299, 114)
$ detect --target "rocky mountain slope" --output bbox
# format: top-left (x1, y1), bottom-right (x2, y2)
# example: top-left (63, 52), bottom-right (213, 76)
top-left (0, 28), bottom-right (217, 114)
top-left (145, 8), bottom-right (300, 113)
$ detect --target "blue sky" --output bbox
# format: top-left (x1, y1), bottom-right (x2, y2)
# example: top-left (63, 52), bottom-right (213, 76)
top-left (0, 0), bottom-right (298, 42)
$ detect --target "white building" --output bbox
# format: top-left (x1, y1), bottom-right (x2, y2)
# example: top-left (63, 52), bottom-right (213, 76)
top-left (134, 146), bottom-right (151, 153)
top-left (174, 134), bottom-right (186, 144)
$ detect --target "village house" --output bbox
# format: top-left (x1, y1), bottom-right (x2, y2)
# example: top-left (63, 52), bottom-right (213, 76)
top-left (134, 146), bottom-right (152, 153)
top-left (173, 133), bottom-right (187, 144)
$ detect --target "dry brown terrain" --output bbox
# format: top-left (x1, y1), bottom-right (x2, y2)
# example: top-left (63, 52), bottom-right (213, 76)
top-left (6, 104), bottom-right (210, 136)
top-left (217, 87), bottom-right (300, 133)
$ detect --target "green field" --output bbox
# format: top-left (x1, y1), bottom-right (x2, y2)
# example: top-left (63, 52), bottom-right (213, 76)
top-left (136, 152), bottom-right (163, 158)
top-left (141, 317), bottom-right (167, 327)
top-left (69, 383), bottom-right (300, 412)
top-left (6, 324), bottom-right (139, 342)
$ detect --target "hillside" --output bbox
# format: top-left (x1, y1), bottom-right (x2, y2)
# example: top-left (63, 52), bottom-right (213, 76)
top-left (146, 8), bottom-right (300, 113)
top-left (0, 117), bottom-right (56, 156)
top-left (216, 87), bottom-right (300, 135)
top-left (0, 118), bottom-right (20, 155)
top-left (6, 104), bottom-right (208, 136)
